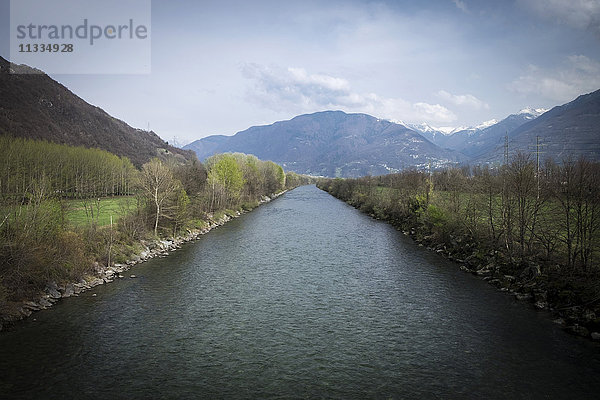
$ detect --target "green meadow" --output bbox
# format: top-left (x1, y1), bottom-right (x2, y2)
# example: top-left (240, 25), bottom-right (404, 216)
top-left (65, 196), bottom-right (138, 227)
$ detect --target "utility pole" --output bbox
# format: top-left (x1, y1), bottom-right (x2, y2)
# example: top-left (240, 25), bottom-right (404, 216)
top-left (528, 135), bottom-right (545, 200)
top-left (535, 135), bottom-right (540, 199)
top-left (504, 131), bottom-right (509, 166)
top-left (428, 160), bottom-right (432, 180)
top-left (535, 135), bottom-right (545, 200)
top-left (502, 131), bottom-right (510, 252)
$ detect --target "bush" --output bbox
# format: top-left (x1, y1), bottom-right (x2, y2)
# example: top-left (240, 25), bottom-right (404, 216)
top-left (185, 218), bottom-right (209, 230)
top-left (241, 201), bottom-right (259, 211)
top-left (0, 283), bottom-right (7, 305)
top-left (55, 230), bottom-right (90, 279)
top-left (425, 204), bottom-right (447, 228)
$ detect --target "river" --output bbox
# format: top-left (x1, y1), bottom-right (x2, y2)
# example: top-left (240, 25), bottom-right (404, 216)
top-left (1, 185), bottom-right (599, 399)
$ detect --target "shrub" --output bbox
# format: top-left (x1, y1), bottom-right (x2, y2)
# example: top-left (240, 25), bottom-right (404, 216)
top-left (426, 204), bottom-right (447, 228)
top-left (55, 230), bottom-right (90, 279)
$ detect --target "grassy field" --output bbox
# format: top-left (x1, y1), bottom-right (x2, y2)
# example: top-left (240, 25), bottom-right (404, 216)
top-left (66, 196), bottom-right (138, 227)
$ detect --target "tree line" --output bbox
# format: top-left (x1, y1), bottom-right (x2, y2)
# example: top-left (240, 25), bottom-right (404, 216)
top-left (318, 154), bottom-right (600, 307)
top-left (0, 136), bottom-right (137, 201)
top-left (0, 136), bottom-right (312, 304)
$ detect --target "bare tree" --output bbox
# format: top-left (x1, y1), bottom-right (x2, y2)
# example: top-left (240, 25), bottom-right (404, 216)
top-left (139, 158), bottom-right (178, 236)
top-left (507, 153), bottom-right (538, 258)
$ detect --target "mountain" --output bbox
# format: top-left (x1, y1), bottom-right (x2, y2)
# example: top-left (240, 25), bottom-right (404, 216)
top-left (410, 111), bottom-right (545, 159)
top-left (184, 135), bottom-right (230, 162)
top-left (476, 90), bottom-right (600, 164)
top-left (406, 123), bottom-right (453, 145)
top-left (446, 109), bottom-right (545, 159)
top-left (185, 111), bottom-right (465, 177)
top-left (407, 122), bottom-right (471, 146)
top-left (0, 57), bottom-right (195, 167)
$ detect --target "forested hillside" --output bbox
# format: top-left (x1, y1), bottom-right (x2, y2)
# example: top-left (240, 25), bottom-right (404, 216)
top-left (0, 57), bottom-right (195, 167)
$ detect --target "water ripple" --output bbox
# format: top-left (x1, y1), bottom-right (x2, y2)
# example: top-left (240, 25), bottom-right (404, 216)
top-left (1, 186), bottom-right (600, 399)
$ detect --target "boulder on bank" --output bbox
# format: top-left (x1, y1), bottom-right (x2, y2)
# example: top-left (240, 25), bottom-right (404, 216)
top-left (45, 282), bottom-right (61, 300)
top-left (62, 284), bottom-right (75, 298)
top-left (38, 298), bottom-right (52, 308)
top-left (520, 265), bottom-right (541, 281)
top-left (567, 324), bottom-right (590, 337)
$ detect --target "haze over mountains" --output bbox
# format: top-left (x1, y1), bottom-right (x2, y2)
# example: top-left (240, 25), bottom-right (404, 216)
top-left (186, 89), bottom-right (600, 177)
top-left (0, 57), bottom-right (194, 167)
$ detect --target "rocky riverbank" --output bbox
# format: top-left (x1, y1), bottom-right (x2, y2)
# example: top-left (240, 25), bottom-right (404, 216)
top-left (0, 192), bottom-right (286, 332)
top-left (395, 226), bottom-right (600, 342)
top-left (315, 179), bottom-right (600, 343)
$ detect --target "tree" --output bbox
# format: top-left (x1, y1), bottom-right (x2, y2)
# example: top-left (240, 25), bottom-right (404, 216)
top-left (206, 154), bottom-right (245, 210)
top-left (260, 161), bottom-right (285, 194)
top-left (172, 159), bottom-right (207, 196)
top-left (139, 158), bottom-right (179, 236)
top-left (507, 153), bottom-right (538, 258)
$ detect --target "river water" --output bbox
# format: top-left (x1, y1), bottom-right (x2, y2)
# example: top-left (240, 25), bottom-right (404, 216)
top-left (1, 185), bottom-right (599, 399)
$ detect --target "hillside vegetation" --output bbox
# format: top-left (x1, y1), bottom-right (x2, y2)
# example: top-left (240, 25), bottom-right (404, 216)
top-left (0, 57), bottom-right (195, 167)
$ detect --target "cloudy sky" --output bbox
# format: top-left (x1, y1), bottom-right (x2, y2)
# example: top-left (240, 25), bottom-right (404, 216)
top-left (2, 0), bottom-right (600, 143)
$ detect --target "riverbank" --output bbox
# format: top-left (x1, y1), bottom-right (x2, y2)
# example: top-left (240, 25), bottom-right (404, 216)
top-left (316, 182), bottom-right (600, 342)
top-left (403, 228), bottom-right (600, 341)
top-left (0, 191), bottom-right (287, 332)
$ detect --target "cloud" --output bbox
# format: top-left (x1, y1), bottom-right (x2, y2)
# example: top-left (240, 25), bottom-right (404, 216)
top-left (519, 0), bottom-right (600, 35)
top-left (412, 102), bottom-right (458, 122)
top-left (287, 67), bottom-right (351, 92)
top-left (436, 90), bottom-right (489, 109)
top-left (508, 55), bottom-right (600, 102)
top-left (452, 0), bottom-right (469, 13)
top-left (242, 63), bottom-right (457, 124)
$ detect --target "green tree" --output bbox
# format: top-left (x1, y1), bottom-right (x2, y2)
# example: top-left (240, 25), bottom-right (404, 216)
top-left (206, 154), bottom-right (245, 210)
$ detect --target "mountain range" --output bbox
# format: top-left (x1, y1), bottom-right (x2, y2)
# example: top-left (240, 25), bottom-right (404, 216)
top-left (410, 108), bottom-right (547, 159)
top-left (476, 91), bottom-right (600, 164)
top-left (186, 90), bottom-right (600, 176)
top-left (185, 111), bottom-right (466, 177)
top-left (0, 57), bottom-right (195, 167)
top-left (1, 56), bottom-right (597, 177)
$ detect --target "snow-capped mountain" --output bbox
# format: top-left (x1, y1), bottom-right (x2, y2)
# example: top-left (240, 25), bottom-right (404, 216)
top-left (517, 108), bottom-right (547, 118)
top-left (440, 109), bottom-right (548, 158)
top-left (477, 91), bottom-right (600, 163)
top-left (185, 110), bottom-right (466, 178)
top-left (408, 119), bottom-right (498, 143)
top-left (407, 123), bottom-right (467, 143)
top-left (475, 119), bottom-right (499, 130)
top-left (408, 108), bottom-right (547, 156)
